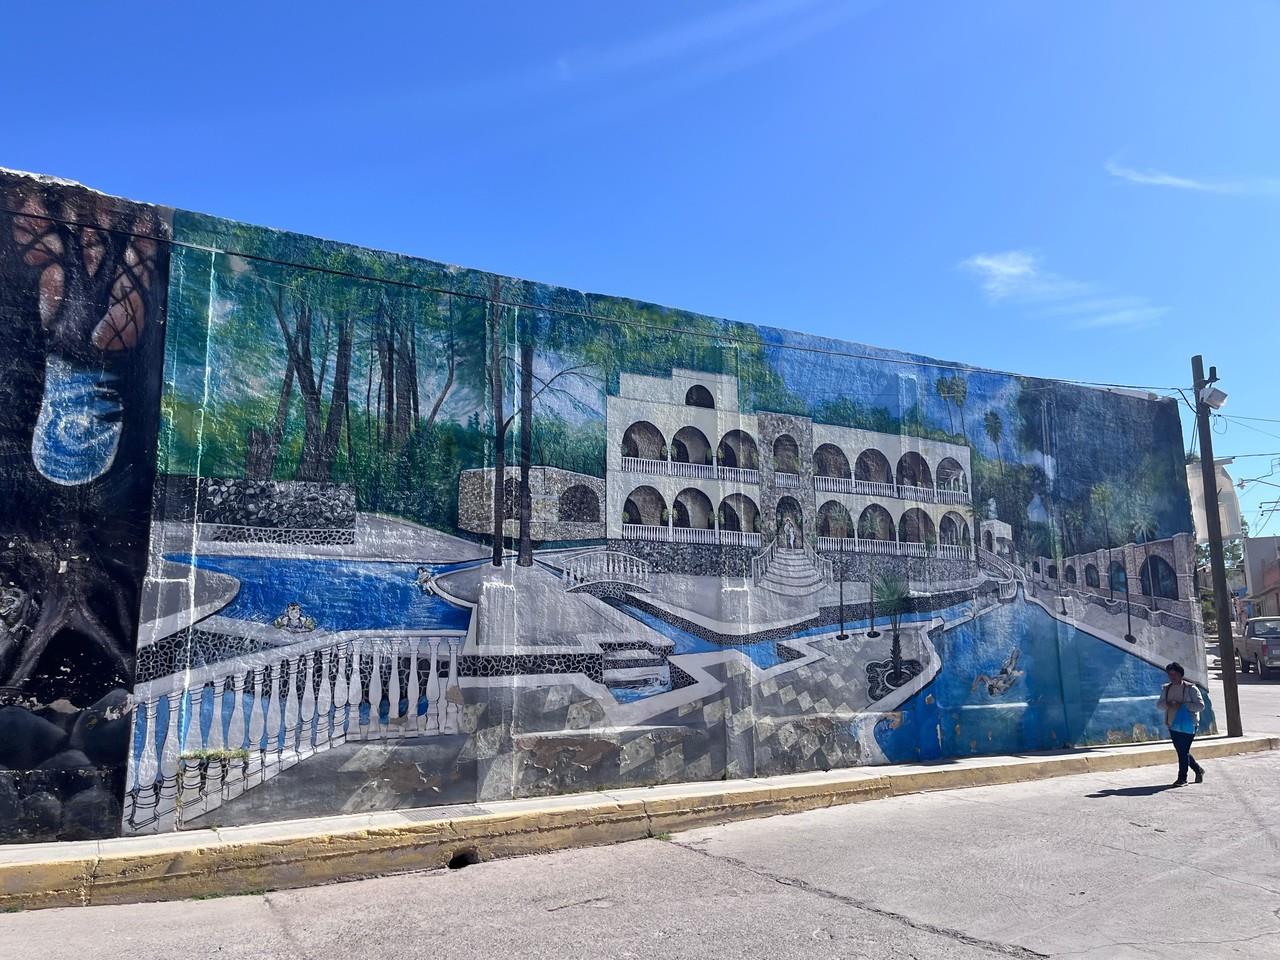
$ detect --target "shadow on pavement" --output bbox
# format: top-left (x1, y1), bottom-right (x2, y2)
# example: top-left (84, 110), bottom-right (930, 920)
top-left (1086, 784), bottom-right (1180, 798)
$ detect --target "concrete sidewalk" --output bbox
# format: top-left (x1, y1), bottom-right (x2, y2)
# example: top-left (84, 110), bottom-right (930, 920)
top-left (2, 734), bottom-right (1274, 911)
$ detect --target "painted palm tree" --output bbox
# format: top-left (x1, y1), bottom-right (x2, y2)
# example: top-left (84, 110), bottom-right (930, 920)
top-left (872, 570), bottom-right (910, 684)
top-left (984, 409), bottom-right (1004, 475)
top-left (952, 376), bottom-right (969, 441)
top-left (865, 558), bottom-right (881, 639)
top-left (1063, 506), bottom-right (1087, 555)
top-left (935, 376), bottom-right (958, 435)
top-left (1129, 493), bottom-right (1159, 612)
top-left (1090, 483), bottom-right (1118, 601)
top-left (935, 374), bottom-right (969, 440)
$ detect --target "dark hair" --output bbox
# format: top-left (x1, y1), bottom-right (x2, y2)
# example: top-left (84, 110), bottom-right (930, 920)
top-left (1164, 662), bottom-right (1185, 677)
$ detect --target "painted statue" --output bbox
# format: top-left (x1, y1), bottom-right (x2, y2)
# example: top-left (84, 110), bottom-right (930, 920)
top-left (272, 602), bottom-right (316, 633)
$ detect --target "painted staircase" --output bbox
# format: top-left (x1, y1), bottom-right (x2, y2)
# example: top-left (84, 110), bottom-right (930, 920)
top-left (758, 547), bottom-right (826, 597)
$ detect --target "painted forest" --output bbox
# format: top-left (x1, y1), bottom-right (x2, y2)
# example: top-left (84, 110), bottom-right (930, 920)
top-left (160, 211), bottom-right (1192, 572)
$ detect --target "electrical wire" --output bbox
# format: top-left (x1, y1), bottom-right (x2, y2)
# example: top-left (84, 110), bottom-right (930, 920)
top-left (1217, 415), bottom-right (1280, 444)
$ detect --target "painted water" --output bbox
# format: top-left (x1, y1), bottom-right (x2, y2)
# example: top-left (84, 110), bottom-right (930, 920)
top-left (875, 589), bottom-right (1215, 763)
top-left (167, 554), bottom-right (474, 632)
top-left (135, 556), bottom-right (478, 759)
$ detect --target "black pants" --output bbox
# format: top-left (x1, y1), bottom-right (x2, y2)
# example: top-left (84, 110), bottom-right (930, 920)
top-left (1171, 731), bottom-right (1203, 782)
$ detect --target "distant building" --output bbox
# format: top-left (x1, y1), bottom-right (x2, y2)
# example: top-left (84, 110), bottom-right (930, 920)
top-left (978, 498), bottom-right (1014, 558)
top-left (1243, 537), bottom-right (1280, 618)
top-left (605, 369), bottom-right (975, 561)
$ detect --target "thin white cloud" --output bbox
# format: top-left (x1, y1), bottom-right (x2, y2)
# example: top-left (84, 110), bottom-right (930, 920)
top-left (1105, 158), bottom-right (1280, 198)
top-left (960, 250), bottom-right (1165, 331)
top-left (960, 251), bottom-right (1089, 303)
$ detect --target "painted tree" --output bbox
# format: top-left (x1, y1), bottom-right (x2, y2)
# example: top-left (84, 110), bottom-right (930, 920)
top-left (0, 178), bottom-right (168, 689)
top-left (984, 409), bottom-right (1004, 476)
top-left (1090, 482), bottom-right (1119, 601)
top-left (872, 570), bottom-right (910, 684)
top-left (1128, 492), bottom-right (1159, 610)
top-left (935, 374), bottom-right (969, 441)
top-left (487, 281), bottom-right (509, 566)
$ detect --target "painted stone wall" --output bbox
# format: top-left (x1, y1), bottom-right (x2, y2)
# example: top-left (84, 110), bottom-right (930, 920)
top-left (0, 171), bottom-right (1210, 844)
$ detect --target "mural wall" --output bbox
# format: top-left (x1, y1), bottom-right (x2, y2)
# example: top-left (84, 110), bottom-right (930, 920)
top-left (0, 171), bottom-right (1210, 841)
top-left (0, 172), bottom-right (169, 841)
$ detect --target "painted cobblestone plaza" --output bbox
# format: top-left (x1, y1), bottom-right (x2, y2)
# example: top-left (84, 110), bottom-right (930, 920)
top-left (0, 169), bottom-right (1209, 842)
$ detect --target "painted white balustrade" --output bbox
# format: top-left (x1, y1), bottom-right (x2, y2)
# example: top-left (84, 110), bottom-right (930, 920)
top-left (669, 460), bottom-right (718, 480)
top-left (774, 472), bottom-right (803, 488)
top-left (671, 526), bottom-right (718, 544)
top-left (815, 536), bottom-right (964, 559)
top-left (620, 456), bottom-right (668, 476)
top-left (622, 523), bottom-right (669, 542)
top-left (717, 466), bottom-right (760, 485)
top-left (124, 629), bottom-right (466, 834)
top-left (563, 550), bottom-right (653, 590)
top-left (897, 484), bottom-right (936, 503)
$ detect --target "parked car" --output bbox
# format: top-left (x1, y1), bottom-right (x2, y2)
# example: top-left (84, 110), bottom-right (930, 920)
top-left (1238, 617), bottom-right (1280, 679)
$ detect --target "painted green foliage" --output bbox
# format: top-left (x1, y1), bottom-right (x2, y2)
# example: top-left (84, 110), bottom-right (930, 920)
top-left (159, 211), bottom-right (1192, 557)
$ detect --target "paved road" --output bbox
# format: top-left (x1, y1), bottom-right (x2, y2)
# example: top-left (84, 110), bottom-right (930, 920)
top-left (1205, 636), bottom-right (1280, 736)
top-left (5, 746), bottom-right (1279, 960)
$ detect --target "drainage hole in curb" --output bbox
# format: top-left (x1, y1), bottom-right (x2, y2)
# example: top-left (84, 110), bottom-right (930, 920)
top-left (447, 849), bottom-right (480, 870)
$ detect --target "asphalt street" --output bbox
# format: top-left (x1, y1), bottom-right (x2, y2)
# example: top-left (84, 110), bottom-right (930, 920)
top-left (2, 653), bottom-right (1278, 960)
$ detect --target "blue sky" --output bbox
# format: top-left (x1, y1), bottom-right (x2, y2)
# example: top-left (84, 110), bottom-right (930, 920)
top-left (3, 1), bottom-right (1278, 528)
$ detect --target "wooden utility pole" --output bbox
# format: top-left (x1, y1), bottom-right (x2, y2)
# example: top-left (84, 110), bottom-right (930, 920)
top-left (1192, 355), bottom-right (1242, 737)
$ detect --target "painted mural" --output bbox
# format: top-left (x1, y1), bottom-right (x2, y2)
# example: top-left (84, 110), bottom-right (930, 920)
top-left (0, 172), bottom-right (169, 841)
top-left (0, 171), bottom-right (1211, 841)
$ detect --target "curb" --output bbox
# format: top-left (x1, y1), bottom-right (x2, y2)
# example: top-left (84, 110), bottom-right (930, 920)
top-left (2, 735), bottom-right (1275, 911)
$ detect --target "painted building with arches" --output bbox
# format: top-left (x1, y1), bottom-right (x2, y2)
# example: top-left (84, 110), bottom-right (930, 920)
top-left (605, 369), bottom-right (976, 565)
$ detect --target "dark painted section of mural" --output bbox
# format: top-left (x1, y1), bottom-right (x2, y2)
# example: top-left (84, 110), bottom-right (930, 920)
top-left (0, 171), bottom-right (1209, 843)
top-left (0, 172), bottom-right (170, 841)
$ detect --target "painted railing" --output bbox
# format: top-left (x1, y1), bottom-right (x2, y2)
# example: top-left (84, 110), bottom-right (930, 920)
top-left (668, 460), bottom-right (718, 480)
top-left (813, 476), bottom-right (895, 498)
top-left (773, 472), bottom-right (803, 489)
top-left (802, 538), bottom-right (835, 584)
top-left (620, 524), bottom-right (760, 547)
top-left (977, 547), bottom-right (1019, 601)
top-left (751, 537), bottom-right (778, 583)
top-left (619, 457), bottom-right (760, 485)
top-left (125, 630), bottom-right (466, 834)
top-left (718, 465), bottom-right (760, 485)
top-left (621, 523), bottom-right (669, 542)
top-left (896, 483), bottom-right (936, 503)
top-left (671, 526), bottom-right (718, 544)
top-left (810, 476), bottom-right (970, 505)
top-left (815, 537), bottom-right (972, 561)
top-left (563, 550), bottom-right (652, 591)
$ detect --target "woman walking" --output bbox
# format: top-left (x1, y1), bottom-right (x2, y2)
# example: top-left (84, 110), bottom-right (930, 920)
top-left (1157, 662), bottom-right (1205, 786)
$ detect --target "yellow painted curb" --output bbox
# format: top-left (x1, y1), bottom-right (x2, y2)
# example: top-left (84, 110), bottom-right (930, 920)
top-left (2, 735), bottom-right (1275, 911)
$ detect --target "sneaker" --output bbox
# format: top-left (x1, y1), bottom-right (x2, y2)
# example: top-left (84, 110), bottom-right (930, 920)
top-left (1171, 780), bottom-right (1187, 787)
top-left (1194, 770), bottom-right (1204, 784)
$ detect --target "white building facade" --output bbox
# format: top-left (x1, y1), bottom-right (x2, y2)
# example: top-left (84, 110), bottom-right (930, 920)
top-left (606, 369), bottom-right (975, 561)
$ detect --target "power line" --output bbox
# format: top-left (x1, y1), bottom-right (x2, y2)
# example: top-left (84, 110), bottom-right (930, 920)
top-left (1222, 414), bottom-right (1280, 424)
top-left (1216, 415), bottom-right (1280, 444)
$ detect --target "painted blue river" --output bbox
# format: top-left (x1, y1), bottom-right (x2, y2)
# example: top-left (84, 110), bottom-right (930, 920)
top-left (611, 589), bottom-right (1214, 761)
top-left (874, 590), bottom-right (1216, 763)
top-left (169, 553), bottom-right (475, 632)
